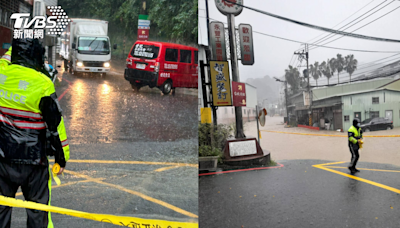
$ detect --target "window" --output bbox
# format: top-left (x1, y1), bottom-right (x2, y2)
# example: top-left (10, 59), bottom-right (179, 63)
top-left (165, 48), bottom-right (178, 62)
top-left (372, 97), bottom-right (379, 104)
top-left (370, 111), bottom-right (379, 119)
top-left (344, 115), bottom-right (350, 121)
top-left (180, 50), bottom-right (192, 63)
top-left (131, 44), bottom-right (159, 59)
top-left (194, 51), bottom-right (198, 63)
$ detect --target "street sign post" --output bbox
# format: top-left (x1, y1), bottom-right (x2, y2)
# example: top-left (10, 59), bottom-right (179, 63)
top-left (209, 22), bottom-right (227, 61)
top-left (232, 81), bottom-right (246, 106)
top-left (238, 24), bottom-right (254, 65)
top-left (138, 14), bottom-right (150, 41)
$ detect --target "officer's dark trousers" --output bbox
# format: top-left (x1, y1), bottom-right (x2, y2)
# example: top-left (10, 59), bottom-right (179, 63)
top-left (349, 145), bottom-right (360, 170)
top-left (0, 162), bottom-right (51, 228)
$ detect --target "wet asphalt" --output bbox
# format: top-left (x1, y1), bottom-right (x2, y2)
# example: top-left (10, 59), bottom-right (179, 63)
top-left (199, 160), bottom-right (400, 228)
top-left (10, 61), bottom-right (198, 227)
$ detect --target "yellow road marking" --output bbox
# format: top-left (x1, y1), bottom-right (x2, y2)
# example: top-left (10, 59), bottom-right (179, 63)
top-left (314, 161), bottom-right (347, 166)
top-left (15, 178), bottom-right (105, 197)
top-left (154, 166), bottom-right (180, 172)
top-left (262, 130), bottom-right (400, 137)
top-left (313, 164), bottom-right (400, 194)
top-left (325, 166), bottom-right (400, 173)
top-left (49, 159), bottom-right (198, 168)
top-left (63, 169), bottom-right (198, 219)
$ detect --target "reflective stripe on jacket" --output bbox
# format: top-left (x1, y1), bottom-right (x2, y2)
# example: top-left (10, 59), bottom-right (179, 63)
top-left (0, 64), bottom-right (69, 166)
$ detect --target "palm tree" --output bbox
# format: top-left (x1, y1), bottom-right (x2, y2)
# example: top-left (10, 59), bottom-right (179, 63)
top-left (310, 61), bottom-right (321, 86)
top-left (284, 65), bottom-right (300, 93)
top-left (320, 60), bottom-right (332, 85)
top-left (335, 54), bottom-right (345, 84)
top-left (329, 58), bottom-right (336, 85)
top-left (344, 54), bottom-right (358, 83)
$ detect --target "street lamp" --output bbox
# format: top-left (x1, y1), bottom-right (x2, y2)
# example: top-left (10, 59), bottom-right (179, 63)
top-left (274, 77), bottom-right (289, 121)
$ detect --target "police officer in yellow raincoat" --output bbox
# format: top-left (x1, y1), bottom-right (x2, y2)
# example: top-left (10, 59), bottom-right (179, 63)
top-left (0, 38), bottom-right (69, 228)
top-left (0, 47), bottom-right (11, 69)
top-left (348, 118), bottom-right (363, 174)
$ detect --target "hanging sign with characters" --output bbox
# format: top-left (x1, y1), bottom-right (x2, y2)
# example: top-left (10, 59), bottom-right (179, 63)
top-left (210, 61), bottom-right (232, 106)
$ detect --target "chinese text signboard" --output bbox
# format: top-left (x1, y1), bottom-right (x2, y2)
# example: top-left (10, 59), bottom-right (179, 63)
top-left (138, 14), bottom-right (150, 41)
top-left (215, 0), bottom-right (243, 16)
top-left (239, 24), bottom-right (254, 65)
top-left (209, 22), bottom-right (227, 61)
top-left (210, 61), bottom-right (232, 106)
top-left (232, 81), bottom-right (246, 106)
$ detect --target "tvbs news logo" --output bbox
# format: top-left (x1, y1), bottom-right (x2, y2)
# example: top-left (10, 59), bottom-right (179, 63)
top-left (10, 6), bottom-right (70, 39)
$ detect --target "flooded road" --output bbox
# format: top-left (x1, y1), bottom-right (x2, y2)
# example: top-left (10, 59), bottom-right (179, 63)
top-left (11, 62), bottom-right (199, 227)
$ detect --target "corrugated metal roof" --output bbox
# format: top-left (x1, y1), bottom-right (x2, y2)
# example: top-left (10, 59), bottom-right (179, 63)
top-left (312, 78), bottom-right (395, 101)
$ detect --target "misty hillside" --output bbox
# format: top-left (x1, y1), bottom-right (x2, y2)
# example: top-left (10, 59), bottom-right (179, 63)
top-left (246, 76), bottom-right (282, 105)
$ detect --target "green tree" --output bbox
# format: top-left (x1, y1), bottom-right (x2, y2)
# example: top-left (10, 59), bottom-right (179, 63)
top-left (328, 58), bottom-right (336, 85)
top-left (344, 54), bottom-right (358, 83)
top-left (149, 0), bottom-right (197, 44)
top-left (320, 60), bottom-right (332, 85)
top-left (285, 65), bottom-right (301, 93)
top-left (310, 61), bottom-right (321, 86)
top-left (335, 54), bottom-right (345, 84)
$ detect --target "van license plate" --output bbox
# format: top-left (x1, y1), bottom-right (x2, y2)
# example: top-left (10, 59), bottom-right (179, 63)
top-left (136, 64), bottom-right (146, 69)
top-left (90, 68), bottom-right (97, 72)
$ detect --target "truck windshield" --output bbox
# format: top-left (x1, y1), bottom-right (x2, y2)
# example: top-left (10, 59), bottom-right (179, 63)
top-left (131, 44), bottom-right (160, 59)
top-left (78, 37), bottom-right (110, 55)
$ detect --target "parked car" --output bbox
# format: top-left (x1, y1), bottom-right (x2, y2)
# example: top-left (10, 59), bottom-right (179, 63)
top-left (360, 117), bottom-right (393, 132)
top-left (124, 41), bottom-right (198, 94)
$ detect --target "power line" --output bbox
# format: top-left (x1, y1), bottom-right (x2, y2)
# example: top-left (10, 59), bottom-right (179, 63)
top-left (303, 0), bottom-right (375, 45)
top-left (310, 68), bottom-right (400, 87)
top-left (311, 4), bottom-right (400, 50)
top-left (199, 16), bottom-right (400, 53)
top-left (253, 30), bottom-right (400, 53)
top-left (224, 0), bottom-right (400, 43)
top-left (311, 59), bottom-right (400, 84)
top-left (309, 0), bottom-right (394, 49)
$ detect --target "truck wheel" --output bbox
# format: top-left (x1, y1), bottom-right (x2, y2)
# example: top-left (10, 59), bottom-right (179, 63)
top-left (161, 80), bottom-right (172, 95)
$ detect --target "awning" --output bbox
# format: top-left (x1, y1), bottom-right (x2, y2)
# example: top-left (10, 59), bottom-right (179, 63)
top-left (311, 103), bottom-right (342, 109)
top-left (295, 106), bottom-right (310, 111)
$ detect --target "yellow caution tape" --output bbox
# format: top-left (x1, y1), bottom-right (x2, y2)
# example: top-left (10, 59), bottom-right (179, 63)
top-left (0, 195), bottom-right (198, 227)
top-left (51, 163), bottom-right (61, 186)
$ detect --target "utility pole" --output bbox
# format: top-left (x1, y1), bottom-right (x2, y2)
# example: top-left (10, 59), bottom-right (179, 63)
top-left (294, 44), bottom-right (312, 126)
top-left (284, 81), bottom-right (289, 122)
top-left (228, 14), bottom-right (244, 138)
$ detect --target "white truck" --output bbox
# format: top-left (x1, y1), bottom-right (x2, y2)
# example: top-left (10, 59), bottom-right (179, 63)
top-left (60, 18), bottom-right (116, 75)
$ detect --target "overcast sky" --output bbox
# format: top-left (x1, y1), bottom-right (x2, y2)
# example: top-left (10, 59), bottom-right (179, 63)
top-left (198, 0), bottom-right (400, 85)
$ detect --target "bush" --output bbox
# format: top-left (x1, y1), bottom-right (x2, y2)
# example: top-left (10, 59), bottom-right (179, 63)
top-left (198, 123), bottom-right (233, 148)
top-left (198, 145), bottom-right (222, 157)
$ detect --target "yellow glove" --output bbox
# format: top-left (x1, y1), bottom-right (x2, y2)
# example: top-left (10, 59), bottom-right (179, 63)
top-left (358, 139), bottom-right (363, 149)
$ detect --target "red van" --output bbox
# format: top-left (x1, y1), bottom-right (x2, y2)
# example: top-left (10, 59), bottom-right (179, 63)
top-left (124, 41), bottom-right (198, 94)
